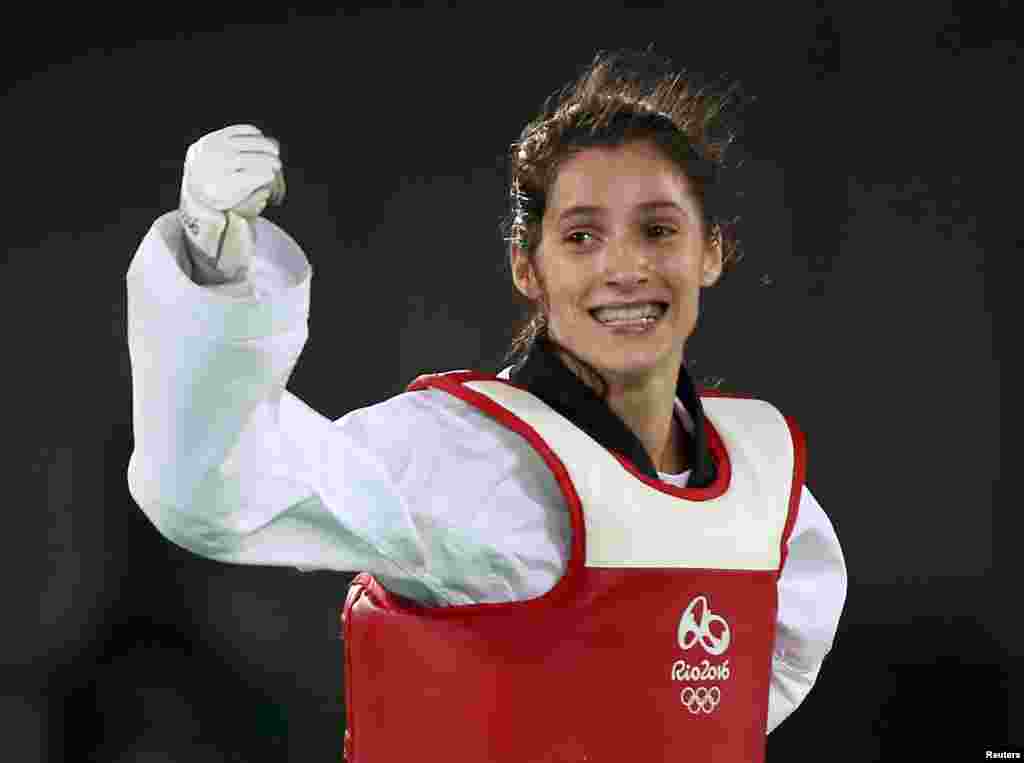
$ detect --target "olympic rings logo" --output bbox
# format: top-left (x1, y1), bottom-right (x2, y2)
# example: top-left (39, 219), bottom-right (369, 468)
top-left (681, 686), bottom-right (721, 714)
top-left (677, 595), bottom-right (731, 656)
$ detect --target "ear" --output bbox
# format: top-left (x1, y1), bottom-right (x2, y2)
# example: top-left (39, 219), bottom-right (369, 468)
top-left (702, 231), bottom-right (724, 288)
top-left (510, 245), bottom-right (542, 300)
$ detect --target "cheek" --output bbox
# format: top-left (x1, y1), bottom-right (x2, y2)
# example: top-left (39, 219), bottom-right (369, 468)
top-left (667, 262), bottom-right (705, 300)
top-left (538, 262), bottom-right (587, 317)
top-left (550, 291), bottom-right (587, 324)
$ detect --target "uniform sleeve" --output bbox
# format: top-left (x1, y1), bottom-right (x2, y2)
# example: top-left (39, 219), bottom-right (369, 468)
top-left (766, 483), bottom-right (847, 734)
top-left (125, 212), bottom-right (453, 605)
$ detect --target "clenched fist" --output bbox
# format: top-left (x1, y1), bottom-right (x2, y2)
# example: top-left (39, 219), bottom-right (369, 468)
top-left (179, 124), bottom-right (286, 282)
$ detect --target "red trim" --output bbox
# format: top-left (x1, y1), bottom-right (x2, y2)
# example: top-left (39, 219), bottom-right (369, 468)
top-left (608, 385), bottom-right (741, 498)
top-left (776, 413), bottom-right (807, 580)
top-left (341, 580), bottom-right (365, 760)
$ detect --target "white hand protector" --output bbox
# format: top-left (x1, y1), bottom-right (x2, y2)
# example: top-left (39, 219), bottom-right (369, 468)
top-left (179, 124), bottom-right (286, 280)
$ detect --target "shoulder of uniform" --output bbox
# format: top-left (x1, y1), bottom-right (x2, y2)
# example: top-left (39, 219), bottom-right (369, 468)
top-left (699, 388), bottom-right (796, 423)
top-left (406, 369), bottom-right (501, 393)
top-left (699, 390), bottom-right (804, 448)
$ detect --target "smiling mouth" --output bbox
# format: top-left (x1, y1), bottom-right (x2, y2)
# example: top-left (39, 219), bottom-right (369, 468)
top-left (588, 302), bottom-right (669, 326)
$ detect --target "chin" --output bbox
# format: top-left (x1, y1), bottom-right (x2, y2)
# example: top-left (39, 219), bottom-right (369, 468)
top-left (588, 341), bottom-right (682, 384)
top-left (554, 317), bottom-right (685, 382)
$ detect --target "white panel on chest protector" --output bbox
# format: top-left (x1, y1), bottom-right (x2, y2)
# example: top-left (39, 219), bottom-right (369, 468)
top-left (464, 382), bottom-right (794, 571)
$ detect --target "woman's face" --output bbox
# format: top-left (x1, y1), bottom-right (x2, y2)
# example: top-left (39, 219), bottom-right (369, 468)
top-left (511, 138), bottom-right (723, 389)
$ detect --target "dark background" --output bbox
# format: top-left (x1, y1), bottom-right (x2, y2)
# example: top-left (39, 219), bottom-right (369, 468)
top-left (3, 4), bottom-right (1014, 761)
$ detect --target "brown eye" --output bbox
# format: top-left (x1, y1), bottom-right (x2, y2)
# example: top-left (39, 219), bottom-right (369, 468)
top-left (648, 224), bottom-right (675, 238)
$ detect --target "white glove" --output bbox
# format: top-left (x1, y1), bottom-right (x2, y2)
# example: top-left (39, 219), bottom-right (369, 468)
top-left (179, 124), bottom-right (286, 282)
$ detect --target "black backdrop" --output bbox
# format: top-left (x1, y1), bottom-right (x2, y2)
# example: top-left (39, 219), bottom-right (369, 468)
top-left (3, 5), bottom-right (1014, 761)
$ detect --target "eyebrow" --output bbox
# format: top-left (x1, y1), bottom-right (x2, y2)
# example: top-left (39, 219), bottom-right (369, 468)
top-left (557, 200), bottom-right (687, 223)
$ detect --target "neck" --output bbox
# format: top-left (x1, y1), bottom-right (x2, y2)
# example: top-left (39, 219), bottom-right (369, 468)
top-left (555, 350), bottom-right (687, 474)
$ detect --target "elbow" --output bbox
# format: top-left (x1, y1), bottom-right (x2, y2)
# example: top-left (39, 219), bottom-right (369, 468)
top-left (131, 492), bottom-right (239, 560)
top-left (146, 503), bottom-right (239, 559)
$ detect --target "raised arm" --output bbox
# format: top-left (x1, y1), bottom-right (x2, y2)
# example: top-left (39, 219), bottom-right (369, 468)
top-left (125, 126), bottom-right (448, 603)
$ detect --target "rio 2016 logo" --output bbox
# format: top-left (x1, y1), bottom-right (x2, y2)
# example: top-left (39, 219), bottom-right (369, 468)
top-left (677, 595), bottom-right (731, 655)
top-left (671, 595), bottom-right (731, 714)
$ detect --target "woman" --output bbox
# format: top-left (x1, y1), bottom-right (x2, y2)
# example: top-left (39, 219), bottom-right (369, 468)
top-left (127, 47), bottom-right (846, 762)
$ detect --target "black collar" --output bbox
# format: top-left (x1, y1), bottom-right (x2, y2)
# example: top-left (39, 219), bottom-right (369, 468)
top-left (506, 335), bottom-right (717, 487)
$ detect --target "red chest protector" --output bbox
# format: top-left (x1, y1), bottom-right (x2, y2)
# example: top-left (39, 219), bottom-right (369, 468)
top-left (342, 371), bottom-right (804, 762)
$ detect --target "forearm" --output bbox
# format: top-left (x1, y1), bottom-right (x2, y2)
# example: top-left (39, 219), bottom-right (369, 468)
top-left (126, 211), bottom-right (312, 534)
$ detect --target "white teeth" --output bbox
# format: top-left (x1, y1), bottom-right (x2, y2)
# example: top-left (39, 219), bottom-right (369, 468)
top-left (592, 302), bottom-right (666, 323)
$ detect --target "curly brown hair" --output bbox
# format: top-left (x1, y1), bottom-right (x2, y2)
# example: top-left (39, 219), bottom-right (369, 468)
top-left (498, 44), bottom-right (752, 398)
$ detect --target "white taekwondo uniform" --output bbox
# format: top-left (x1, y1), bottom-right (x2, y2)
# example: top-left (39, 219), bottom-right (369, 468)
top-left (125, 212), bottom-right (848, 736)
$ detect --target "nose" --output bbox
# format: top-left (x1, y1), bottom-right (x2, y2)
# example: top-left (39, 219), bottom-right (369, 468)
top-left (601, 240), bottom-right (651, 287)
